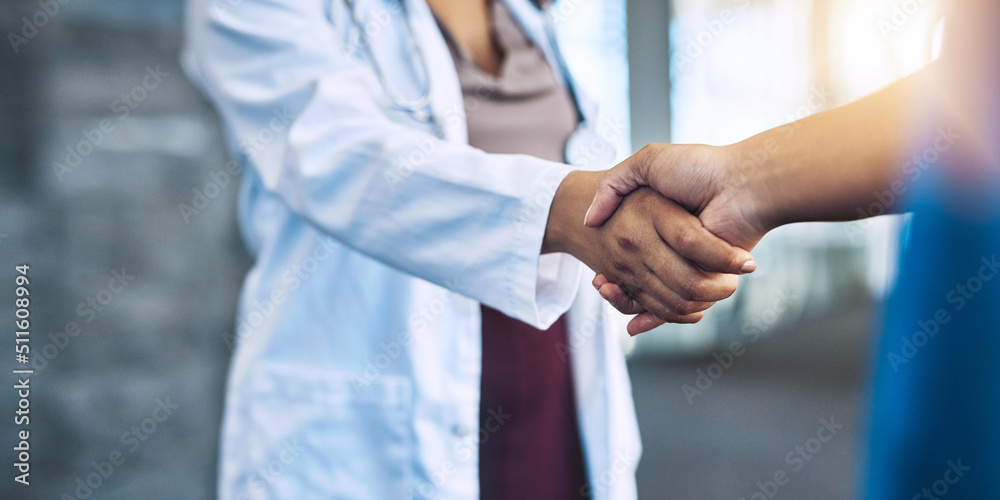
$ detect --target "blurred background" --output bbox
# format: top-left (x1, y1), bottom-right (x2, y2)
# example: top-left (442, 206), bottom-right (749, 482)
top-left (0, 0), bottom-right (942, 498)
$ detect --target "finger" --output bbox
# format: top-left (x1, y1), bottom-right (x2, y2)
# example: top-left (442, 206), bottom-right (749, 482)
top-left (627, 313), bottom-right (667, 336)
top-left (653, 202), bottom-right (756, 275)
top-left (630, 286), bottom-right (712, 325)
top-left (636, 269), bottom-right (716, 317)
top-left (597, 282), bottom-right (647, 315)
top-left (627, 308), bottom-right (707, 335)
top-left (584, 163), bottom-right (649, 228)
top-left (592, 273), bottom-right (610, 291)
top-left (627, 308), bottom-right (704, 336)
top-left (643, 243), bottom-right (739, 303)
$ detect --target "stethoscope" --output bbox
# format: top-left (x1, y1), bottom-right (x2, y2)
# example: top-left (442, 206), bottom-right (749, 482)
top-left (343, 0), bottom-right (618, 168)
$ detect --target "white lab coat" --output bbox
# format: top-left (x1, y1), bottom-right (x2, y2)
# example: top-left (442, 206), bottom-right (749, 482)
top-left (183, 0), bottom-right (641, 498)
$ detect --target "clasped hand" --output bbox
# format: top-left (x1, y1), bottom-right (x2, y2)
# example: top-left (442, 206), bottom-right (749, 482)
top-left (543, 150), bottom-right (761, 334)
top-left (582, 143), bottom-right (774, 334)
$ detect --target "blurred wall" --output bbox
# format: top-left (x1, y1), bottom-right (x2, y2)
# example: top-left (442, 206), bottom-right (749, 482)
top-left (0, 1), bottom-right (247, 498)
top-left (626, 0), bottom-right (672, 148)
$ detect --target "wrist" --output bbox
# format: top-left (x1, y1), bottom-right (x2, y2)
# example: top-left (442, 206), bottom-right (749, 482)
top-left (542, 170), bottom-right (601, 262)
top-left (720, 141), bottom-right (782, 233)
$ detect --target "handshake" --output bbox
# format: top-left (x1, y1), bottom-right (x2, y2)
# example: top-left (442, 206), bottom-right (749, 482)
top-left (541, 58), bottom-right (972, 335)
top-left (542, 143), bottom-right (773, 335)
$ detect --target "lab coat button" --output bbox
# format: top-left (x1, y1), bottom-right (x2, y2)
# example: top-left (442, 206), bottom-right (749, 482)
top-left (451, 424), bottom-right (469, 437)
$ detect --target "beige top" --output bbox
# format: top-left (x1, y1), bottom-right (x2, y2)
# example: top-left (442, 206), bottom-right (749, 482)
top-left (437, 0), bottom-right (578, 163)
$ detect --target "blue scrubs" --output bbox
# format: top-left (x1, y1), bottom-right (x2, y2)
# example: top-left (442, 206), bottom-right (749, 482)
top-left (866, 167), bottom-right (1000, 497)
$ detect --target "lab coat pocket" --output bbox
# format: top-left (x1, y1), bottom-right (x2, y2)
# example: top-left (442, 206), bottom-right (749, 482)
top-left (224, 363), bottom-right (415, 500)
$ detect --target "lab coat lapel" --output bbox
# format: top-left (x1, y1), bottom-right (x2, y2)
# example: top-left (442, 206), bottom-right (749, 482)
top-left (567, 281), bottom-right (614, 499)
top-left (401, 0), bottom-right (587, 143)
top-left (504, 0), bottom-right (601, 140)
top-left (403, 0), bottom-right (468, 143)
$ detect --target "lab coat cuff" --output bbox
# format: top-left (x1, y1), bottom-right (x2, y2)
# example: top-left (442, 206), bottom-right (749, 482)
top-left (506, 163), bottom-right (583, 330)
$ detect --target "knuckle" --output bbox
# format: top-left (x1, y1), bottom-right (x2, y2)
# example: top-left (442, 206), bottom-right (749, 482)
top-left (617, 296), bottom-right (638, 314)
top-left (643, 300), bottom-right (673, 321)
top-left (635, 144), bottom-right (662, 175)
top-left (673, 226), bottom-right (700, 254)
top-left (637, 143), bottom-right (657, 160)
top-left (611, 260), bottom-right (630, 274)
top-left (675, 301), bottom-right (696, 316)
top-left (659, 315), bottom-right (681, 325)
top-left (670, 310), bottom-right (704, 324)
top-left (730, 254), bottom-right (746, 274)
top-left (675, 299), bottom-right (705, 316)
top-left (615, 235), bottom-right (642, 254)
top-left (679, 276), bottom-right (705, 300)
top-left (645, 302), bottom-right (670, 320)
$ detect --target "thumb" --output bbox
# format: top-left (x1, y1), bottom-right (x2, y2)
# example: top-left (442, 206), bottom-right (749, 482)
top-left (583, 183), bottom-right (625, 228)
top-left (583, 163), bottom-right (649, 227)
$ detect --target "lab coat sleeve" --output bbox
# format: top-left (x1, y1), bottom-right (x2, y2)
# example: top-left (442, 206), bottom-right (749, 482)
top-left (183, 0), bottom-right (581, 328)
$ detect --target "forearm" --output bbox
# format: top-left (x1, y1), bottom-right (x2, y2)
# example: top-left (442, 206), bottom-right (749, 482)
top-left (728, 62), bottom-right (938, 228)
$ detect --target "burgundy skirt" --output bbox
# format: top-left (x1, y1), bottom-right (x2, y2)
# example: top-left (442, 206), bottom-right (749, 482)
top-left (478, 305), bottom-right (590, 499)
